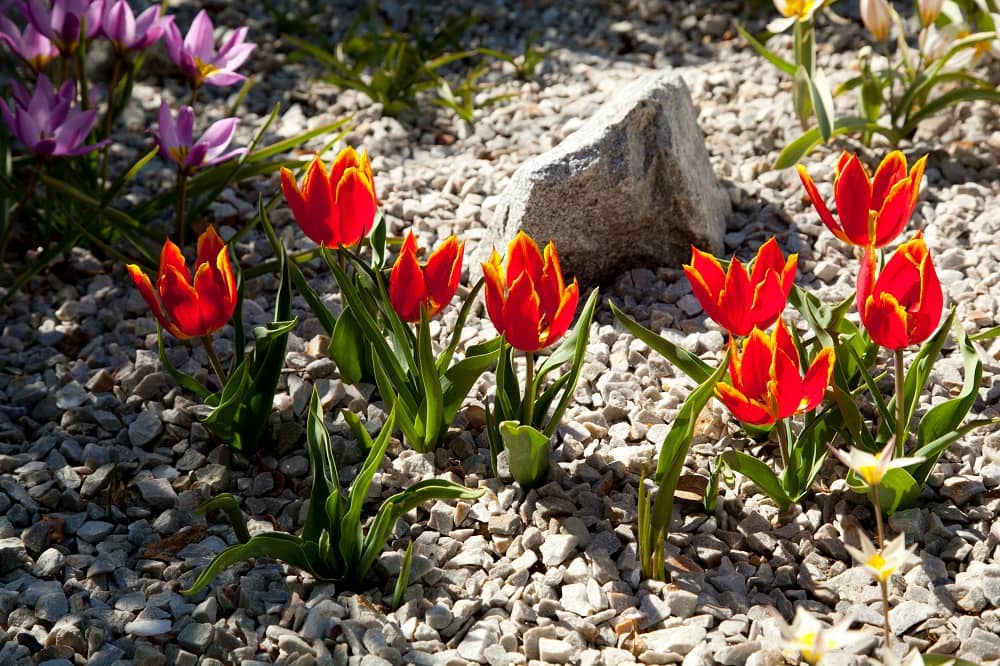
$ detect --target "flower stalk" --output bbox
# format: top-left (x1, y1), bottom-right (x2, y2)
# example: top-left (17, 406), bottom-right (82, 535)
top-left (894, 347), bottom-right (906, 457)
top-left (201, 335), bottom-right (228, 386)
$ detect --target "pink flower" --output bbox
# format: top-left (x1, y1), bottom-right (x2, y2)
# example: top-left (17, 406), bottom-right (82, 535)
top-left (0, 74), bottom-right (106, 157)
top-left (23, 0), bottom-right (103, 54)
top-left (100, 0), bottom-right (172, 54)
top-left (163, 9), bottom-right (255, 89)
top-left (152, 100), bottom-right (246, 173)
top-left (0, 15), bottom-right (58, 71)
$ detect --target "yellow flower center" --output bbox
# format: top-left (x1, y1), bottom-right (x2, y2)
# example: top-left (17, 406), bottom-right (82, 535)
top-left (784, 0), bottom-right (815, 19)
top-left (194, 56), bottom-right (220, 80)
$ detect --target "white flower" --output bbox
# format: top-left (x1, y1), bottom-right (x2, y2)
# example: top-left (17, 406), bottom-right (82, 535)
top-left (781, 608), bottom-right (864, 664)
top-left (827, 438), bottom-right (924, 488)
top-left (845, 531), bottom-right (914, 583)
top-left (769, 0), bottom-right (821, 32)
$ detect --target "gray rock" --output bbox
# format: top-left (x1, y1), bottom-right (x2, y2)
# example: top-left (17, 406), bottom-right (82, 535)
top-left (128, 410), bottom-right (163, 447)
top-left (33, 548), bottom-right (65, 577)
top-left (481, 70), bottom-right (728, 284)
top-left (177, 622), bottom-right (213, 653)
top-left (643, 625), bottom-right (707, 655)
top-left (35, 591), bottom-right (69, 622)
top-left (888, 601), bottom-right (936, 634)
top-left (940, 476), bottom-right (985, 505)
top-left (539, 534), bottom-right (578, 566)
top-left (457, 619), bottom-right (500, 662)
top-left (124, 618), bottom-right (173, 637)
top-left (137, 478), bottom-right (177, 510)
top-left (0, 537), bottom-right (28, 573)
top-left (76, 521), bottom-right (114, 543)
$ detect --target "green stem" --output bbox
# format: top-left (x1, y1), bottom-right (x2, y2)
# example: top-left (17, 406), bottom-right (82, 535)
top-left (176, 170), bottom-right (189, 246)
top-left (775, 417), bottom-right (790, 470)
top-left (880, 577), bottom-right (892, 649)
top-left (522, 350), bottom-right (535, 426)
top-left (201, 335), bottom-right (228, 387)
top-left (894, 347), bottom-right (906, 458)
top-left (100, 55), bottom-right (124, 186)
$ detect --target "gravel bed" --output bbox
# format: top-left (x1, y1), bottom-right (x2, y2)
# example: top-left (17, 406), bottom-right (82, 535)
top-left (2, 1), bottom-right (1000, 665)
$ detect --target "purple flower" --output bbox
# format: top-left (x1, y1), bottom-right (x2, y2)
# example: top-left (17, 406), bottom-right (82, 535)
top-left (23, 0), bottom-right (103, 54)
top-left (153, 100), bottom-right (246, 173)
top-left (99, 0), bottom-right (172, 54)
top-left (0, 15), bottom-right (59, 71)
top-left (0, 74), bottom-right (105, 157)
top-left (163, 9), bottom-right (255, 89)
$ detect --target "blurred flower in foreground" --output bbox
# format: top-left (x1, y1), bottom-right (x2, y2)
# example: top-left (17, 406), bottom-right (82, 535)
top-left (0, 74), bottom-right (105, 156)
top-left (0, 16), bottom-right (59, 72)
top-left (769, 0), bottom-right (820, 32)
top-left (389, 232), bottom-right (464, 323)
top-left (280, 147), bottom-right (378, 249)
top-left (152, 100), bottom-right (245, 173)
top-left (163, 9), bottom-right (255, 89)
top-left (126, 227), bottom-right (237, 339)
top-left (780, 608), bottom-right (863, 665)
top-left (845, 531), bottom-right (913, 583)
top-left (861, 0), bottom-right (892, 42)
top-left (23, 0), bottom-right (103, 54)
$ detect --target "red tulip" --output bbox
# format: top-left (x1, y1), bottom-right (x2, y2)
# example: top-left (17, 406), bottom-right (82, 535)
top-left (857, 232), bottom-right (943, 349)
top-left (127, 227), bottom-right (237, 339)
top-left (716, 319), bottom-right (835, 426)
top-left (388, 232), bottom-right (464, 323)
top-left (280, 147), bottom-right (377, 249)
top-left (797, 151), bottom-right (927, 248)
top-left (482, 232), bottom-right (579, 352)
top-left (683, 237), bottom-right (797, 337)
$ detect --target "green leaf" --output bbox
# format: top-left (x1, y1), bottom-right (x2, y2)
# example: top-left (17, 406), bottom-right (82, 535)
top-left (541, 289), bottom-right (600, 437)
top-left (360, 479), bottom-right (483, 580)
top-left (971, 323), bottom-right (1000, 342)
top-left (703, 458), bottom-right (721, 514)
top-left (413, 312), bottom-right (444, 452)
top-left (865, 467), bottom-right (921, 514)
top-left (181, 533), bottom-right (325, 596)
top-left (303, 388), bottom-right (338, 544)
top-left (610, 300), bottom-right (712, 383)
top-left (331, 306), bottom-right (366, 385)
top-left (247, 116), bottom-right (352, 163)
top-left (340, 408), bottom-right (397, 569)
top-left (201, 360), bottom-right (250, 443)
top-left (902, 87), bottom-right (1000, 136)
top-left (772, 117), bottom-right (898, 169)
top-left (441, 337), bottom-right (501, 419)
top-left (806, 68), bottom-right (836, 143)
top-left (721, 450), bottom-right (793, 510)
top-left (500, 421), bottom-right (552, 488)
top-left (194, 493), bottom-right (250, 544)
top-left (735, 22), bottom-right (795, 75)
top-left (793, 64), bottom-right (815, 130)
top-left (439, 278), bottom-right (486, 373)
top-left (392, 541), bottom-right (414, 610)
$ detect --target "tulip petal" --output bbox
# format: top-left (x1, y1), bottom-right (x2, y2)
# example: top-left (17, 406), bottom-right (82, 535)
top-left (721, 258), bottom-right (753, 336)
top-left (159, 264), bottom-right (202, 339)
top-left (736, 328), bottom-right (773, 399)
top-left (797, 164), bottom-right (848, 243)
top-left (389, 233), bottom-right (426, 322)
top-left (127, 264), bottom-right (185, 338)
top-left (856, 246), bottom-right (877, 316)
top-left (872, 178), bottom-right (914, 248)
top-left (159, 238), bottom-right (191, 284)
top-left (834, 153), bottom-right (874, 245)
top-left (503, 272), bottom-right (543, 352)
top-left (800, 347), bottom-right (835, 413)
top-left (507, 231), bottom-right (544, 289)
top-left (335, 166), bottom-right (377, 247)
top-left (538, 241), bottom-right (567, 322)
top-left (871, 150), bottom-right (907, 210)
top-left (770, 345), bottom-right (805, 420)
top-left (684, 246), bottom-right (731, 330)
top-left (863, 292), bottom-right (910, 350)
top-left (191, 260), bottom-right (232, 335)
top-left (482, 250), bottom-right (507, 335)
top-left (543, 279), bottom-right (579, 349)
top-left (716, 383), bottom-right (774, 425)
top-left (424, 236), bottom-right (463, 316)
top-left (196, 225), bottom-right (225, 267)
top-left (328, 146), bottom-right (361, 190)
top-left (281, 161), bottom-right (334, 247)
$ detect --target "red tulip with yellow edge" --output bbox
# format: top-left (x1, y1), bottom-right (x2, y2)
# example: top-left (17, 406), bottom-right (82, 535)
top-left (388, 232), bottom-right (464, 323)
top-left (482, 231), bottom-right (579, 353)
top-left (280, 147), bottom-right (377, 249)
top-left (683, 237), bottom-right (797, 338)
top-left (857, 232), bottom-right (943, 350)
top-left (716, 319), bottom-right (835, 426)
top-left (797, 151), bottom-right (927, 248)
top-left (126, 226), bottom-right (237, 339)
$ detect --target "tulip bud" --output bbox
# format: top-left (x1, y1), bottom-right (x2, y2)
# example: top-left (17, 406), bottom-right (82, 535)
top-left (917, 0), bottom-right (944, 27)
top-left (861, 0), bottom-right (892, 42)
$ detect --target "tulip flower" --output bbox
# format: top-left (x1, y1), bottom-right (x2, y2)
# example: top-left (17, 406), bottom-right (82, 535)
top-left (0, 16), bottom-right (59, 72)
top-left (100, 0), bottom-right (173, 55)
top-left (23, 0), bottom-right (104, 55)
top-left (856, 232), bottom-right (943, 349)
top-left (845, 531), bottom-right (913, 583)
top-left (152, 100), bottom-right (245, 173)
top-left (683, 237), bottom-right (797, 338)
top-left (280, 148), bottom-right (378, 250)
top-left (0, 74), bottom-right (105, 157)
top-left (388, 232), bottom-right (464, 323)
top-left (126, 226), bottom-right (237, 340)
top-left (798, 151), bottom-right (927, 248)
top-left (860, 0), bottom-right (892, 42)
top-left (780, 608), bottom-right (863, 665)
top-left (827, 438), bottom-right (925, 489)
top-left (769, 0), bottom-right (820, 32)
top-left (716, 319), bottom-right (834, 426)
top-left (163, 9), bottom-right (255, 89)
top-left (917, 0), bottom-right (944, 27)
top-left (482, 231), bottom-right (580, 353)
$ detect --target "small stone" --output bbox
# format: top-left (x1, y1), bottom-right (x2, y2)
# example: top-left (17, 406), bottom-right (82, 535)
top-left (667, 589), bottom-right (699, 618)
top-left (488, 514), bottom-right (522, 537)
top-left (128, 411), bottom-right (163, 447)
top-left (425, 604), bottom-right (452, 630)
top-left (76, 521), bottom-right (114, 542)
top-left (888, 601), bottom-right (935, 634)
top-left (33, 548), bottom-right (65, 577)
top-left (0, 537), bottom-right (28, 573)
top-left (457, 620), bottom-right (500, 663)
top-left (124, 618), bottom-right (173, 637)
top-left (539, 534), bottom-right (578, 566)
top-left (177, 622), bottom-right (213, 653)
top-left (192, 597), bottom-right (218, 623)
top-left (35, 591), bottom-right (69, 622)
top-left (537, 637), bottom-right (574, 664)
top-left (137, 479), bottom-right (177, 509)
top-left (642, 625), bottom-right (706, 655)
top-left (940, 476), bottom-right (985, 505)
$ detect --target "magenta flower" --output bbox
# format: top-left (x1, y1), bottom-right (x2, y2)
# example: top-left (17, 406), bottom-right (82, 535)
top-left (99, 0), bottom-right (172, 54)
top-left (152, 100), bottom-right (246, 174)
top-left (163, 9), bottom-right (255, 89)
top-left (23, 0), bottom-right (103, 54)
top-left (0, 15), bottom-right (58, 71)
top-left (0, 74), bottom-right (105, 157)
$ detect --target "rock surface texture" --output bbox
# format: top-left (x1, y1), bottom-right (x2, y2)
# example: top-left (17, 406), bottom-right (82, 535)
top-left (483, 70), bottom-right (730, 284)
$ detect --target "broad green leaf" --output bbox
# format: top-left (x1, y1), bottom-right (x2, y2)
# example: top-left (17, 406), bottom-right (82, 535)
top-left (772, 117), bottom-right (898, 169)
top-left (971, 323), bottom-right (1000, 341)
top-left (500, 421), bottom-right (552, 488)
top-left (181, 533), bottom-right (325, 595)
top-left (610, 300), bottom-right (712, 383)
top-left (869, 467), bottom-right (921, 514)
top-left (441, 338), bottom-right (501, 419)
top-left (542, 288), bottom-right (600, 437)
top-left (248, 116), bottom-right (352, 163)
top-left (303, 388), bottom-right (338, 544)
top-left (414, 312), bottom-right (444, 452)
top-left (340, 408), bottom-right (397, 568)
top-left (721, 450), bottom-right (792, 510)
top-left (392, 541), bottom-right (414, 610)
top-left (201, 360), bottom-right (250, 443)
top-left (793, 64), bottom-right (815, 131)
top-left (194, 493), bottom-right (250, 543)
top-left (331, 307), bottom-right (366, 385)
top-left (703, 458), bottom-right (721, 514)
top-left (902, 86), bottom-right (1000, 136)
top-left (360, 479), bottom-right (483, 579)
top-left (806, 68), bottom-right (836, 143)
